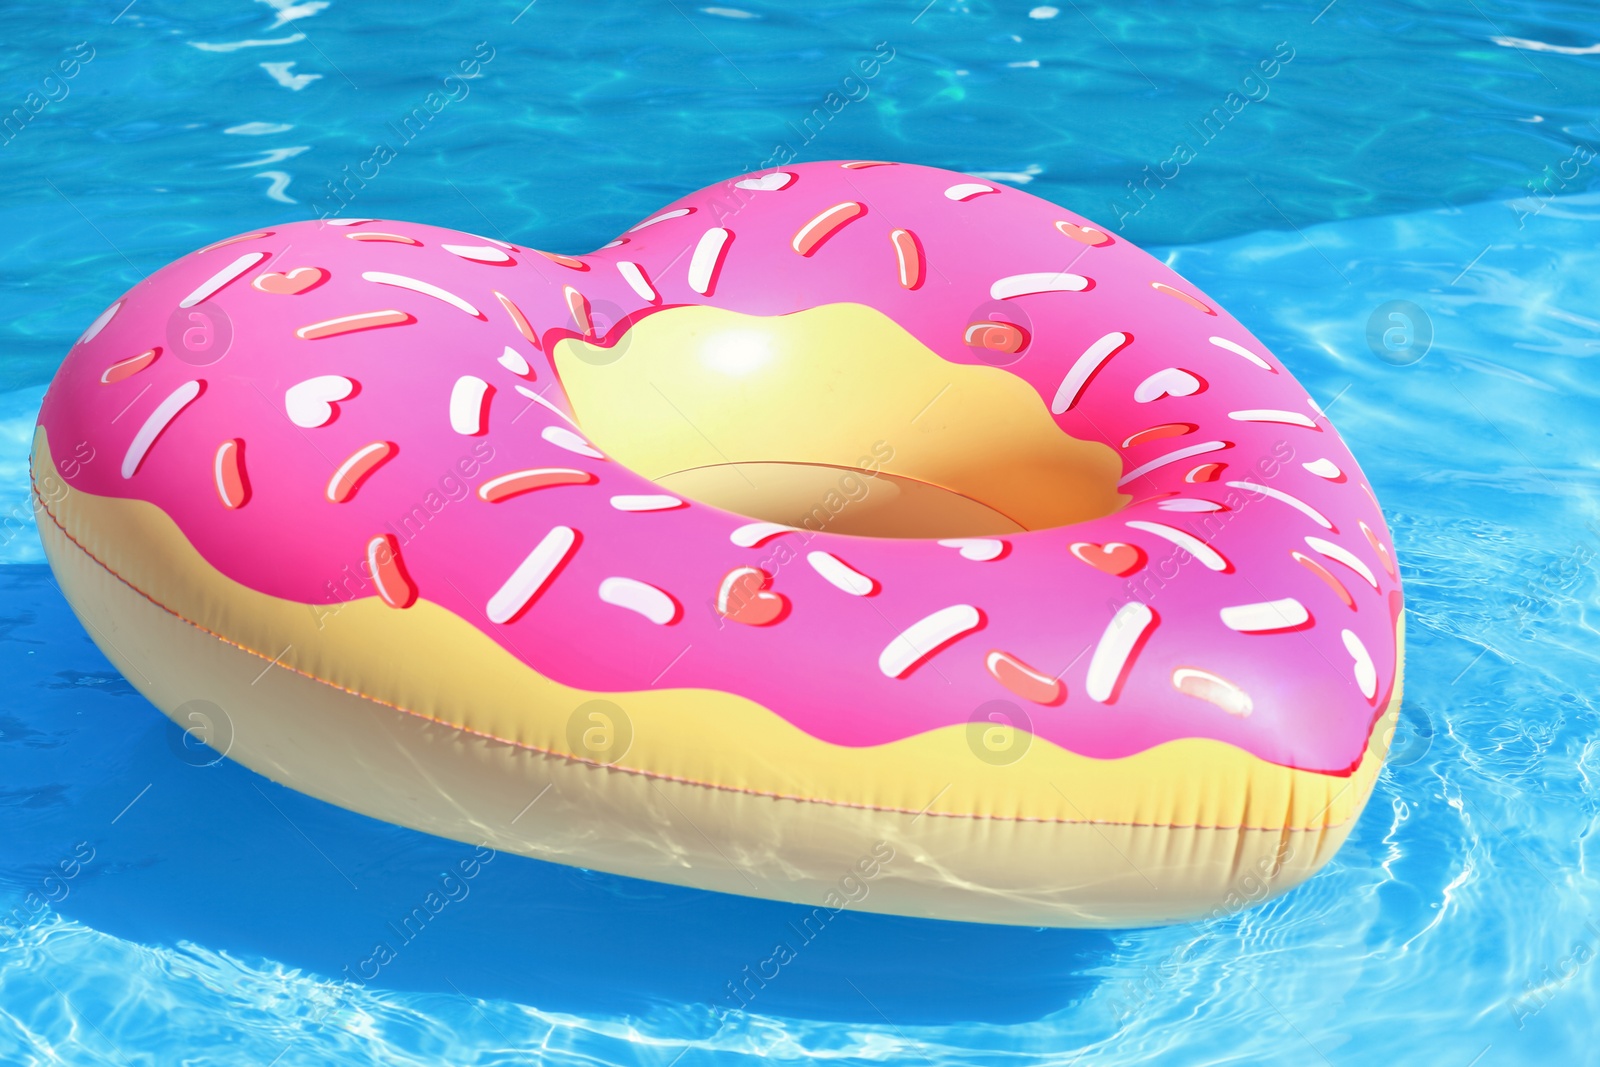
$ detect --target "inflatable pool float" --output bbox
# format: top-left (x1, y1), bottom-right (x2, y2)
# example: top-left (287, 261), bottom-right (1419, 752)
top-left (32, 161), bottom-right (1403, 927)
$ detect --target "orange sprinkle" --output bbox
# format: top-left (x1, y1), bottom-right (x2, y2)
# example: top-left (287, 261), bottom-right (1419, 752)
top-left (346, 232), bottom-right (421, 245)
top-left (197, 231), bottom-right (275, 254)
top-left (327, 441), bottom-right (396, 503)
top-left (1292, 550), bottom-right (1355, 608)
top-left (1361, 520), bottom-right (1398, 579)
top-left (476, 467), bottom-right (594, 503)
top-left (295, 310), bottom-right (414, 340)
top-left (101, 348), bottom-right (159, 385)
top-left (963, 321), bottom-right (1028, 354)
top-left (535, 249), bottom-right (588, 271)
top-left (564, 285), bottom-right (592, 337)
top-left (213, 439), bottom-right (248, 509)
top-left (839, 161), bottom-right (896, 169)
top-left (1151, 281), bottom-right (1214, 315)
top-left (889, 228), bottom-right (923, 290)
top-left (1055, 221), bottom-right (1112, 246)
top-left (716, 566), bottom-right (786, 626)
top-left (493, 290), bottom-right (539, 348)
top-left (985, 650), bottom-right (1064, 705)
top-left (366, 534), bottom-right (417, 609)
top-left (1122, 423), bottom-right (1196, 448)
top-left (792, 202), bottom-right (865, 256)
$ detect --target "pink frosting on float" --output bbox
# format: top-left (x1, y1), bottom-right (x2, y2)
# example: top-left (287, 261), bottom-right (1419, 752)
top-left (38, 162), bottom-right (1402, 776)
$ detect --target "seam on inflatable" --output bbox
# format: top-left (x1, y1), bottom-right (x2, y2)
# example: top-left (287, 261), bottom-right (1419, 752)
top-left (32, 473), bottom-right (1361, 835)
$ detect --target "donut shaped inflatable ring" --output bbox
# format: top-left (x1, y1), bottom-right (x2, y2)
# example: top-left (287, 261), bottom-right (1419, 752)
top-left (33, 162), bottom-right (1403, 927)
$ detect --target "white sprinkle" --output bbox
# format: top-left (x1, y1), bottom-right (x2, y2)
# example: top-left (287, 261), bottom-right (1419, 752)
top-left (734, 171), bottom-right (794, 192)
top-left (486, 526), bottom-right (576, 624)
top-left (1133, 367), bottom-right (1201, 403)
top-left (944, 183), bottom-right (996, 201)
top-left (600, 239), bottom-right (626, 249)
top-left (324, 218), bottom-right (375, 226)
top-left (1220, 597), bottom-right (1309, 633)
top-left (122, 380), bottom-right (202, 478)
top-left (1225, 480), bottom-right (1333, 530)
top-left (78, 301), bottom-right (122, 344)
top-left (361, 271), bottom-right (482, 317)
top-left (618, 260), bottom-right (659, 302)
top-left (598, 577), bottom-right (678, 625)
top-left (937, 538), bottom-right (1005, 562)
top-left (878, 605), bottom-right (981, 679)
top-left (1051, 331), bottom-right (1130, 414)
top-left (449, 375), bottom-right (490, 435)
top-left (1306, 535), bottom-right (1378, 588)
top-left (807, 551), bottom-right (875, 596)
top-left (442, 243), bottom-right (513, 264)
top-left (731, 522), bottom-right (795, 548)
top-left (990, 271), bottom-right (1088, 299)
top-left (1086, 602), bottom-right (1154, 703)
top-left (284, 374), bottom-right (354, 429)
top-left (1208, 335), bottom-right (1274, 370)
top-left (464, 231), bottom-right (517, 250)
top-left (627, 208), bottom-right (691, 232)
top-left (180, 252), bottom-right (266, 308)
top-left (1117, 440), bottom-right (1228, 487)
top-left (514, 384), bottom-right (576, 426)
top-left (1157, 498), bottom-right (1223, 512)
top-left (1343, 629), bottom-right (1378, 699)
top-left (610, 494), bottom-right (683, 512)
top-left (1125, 520), bottom-right (1229, 571)
top-left (687, 227), bottom-right (731, 295)
top-left (1229, 408), bottom-right (1319, 428)
top-left (498, 346), bottom-right (532, 376)
top-left (542, 425), bottom-right (603, 458)
top-left (1303, 457), bottom-right (1343, 479)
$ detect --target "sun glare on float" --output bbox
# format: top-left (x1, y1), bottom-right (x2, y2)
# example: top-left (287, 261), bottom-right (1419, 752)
top-left (698, 328), bottom-right (776, 377)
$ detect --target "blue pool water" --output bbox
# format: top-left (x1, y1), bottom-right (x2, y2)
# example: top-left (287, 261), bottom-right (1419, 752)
top-left (4, 1), bottom-right (1600, 1062)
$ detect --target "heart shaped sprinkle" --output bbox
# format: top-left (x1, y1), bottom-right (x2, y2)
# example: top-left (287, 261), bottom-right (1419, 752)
top-left (1133, 367), bottom-right (1202, 403)
top-left (734, 172), bottom-right (794, 192)
top-left (1070, 541), bottom-right (1146, 577)
top-left (717, 566), bottom-right (785, 626)
top-left (285, 374), bottom-right (355, 428)
top-left (253, 267), bottom-right (328, 295)
top-left (1055, 221), bottom-right (1113, 246)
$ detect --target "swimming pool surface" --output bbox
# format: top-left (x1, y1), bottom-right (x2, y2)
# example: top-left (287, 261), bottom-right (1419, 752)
top-left (4, 1), bottom-right (1599, 1062)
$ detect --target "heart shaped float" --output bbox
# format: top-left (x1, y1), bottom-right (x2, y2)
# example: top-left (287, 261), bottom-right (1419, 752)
top-left (32, 161), bottom-right (1404, 927)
